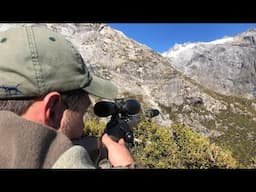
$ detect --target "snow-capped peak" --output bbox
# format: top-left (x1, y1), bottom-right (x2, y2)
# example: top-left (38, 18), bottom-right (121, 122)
top-left (162, 36), bottom-right (234, 59)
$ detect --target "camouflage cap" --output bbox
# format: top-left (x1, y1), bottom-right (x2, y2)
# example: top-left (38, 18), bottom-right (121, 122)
top-left (0, 26), bottom-right (117, 99)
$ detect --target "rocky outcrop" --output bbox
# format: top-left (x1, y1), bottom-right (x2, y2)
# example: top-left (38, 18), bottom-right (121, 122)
top-left (162, 29), bottom-right (256, 99)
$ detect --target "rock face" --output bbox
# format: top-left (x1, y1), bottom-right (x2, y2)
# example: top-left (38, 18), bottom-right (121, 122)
top-left (162, 29), bottom-right (256, 99)
top-left (1, 23), bottom-right (256, 164)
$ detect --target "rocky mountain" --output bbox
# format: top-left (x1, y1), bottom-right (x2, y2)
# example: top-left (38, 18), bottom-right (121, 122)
top-left (1, 23), bottom-right (256, 165)
top-left (162, 29), bottom-right (256, 99)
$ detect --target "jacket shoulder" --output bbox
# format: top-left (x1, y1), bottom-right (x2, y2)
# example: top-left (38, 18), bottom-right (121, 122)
top-left (52, 145), bottom-right (96, 169)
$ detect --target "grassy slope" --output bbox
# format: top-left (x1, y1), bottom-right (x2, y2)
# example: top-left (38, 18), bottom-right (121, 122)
top-left (164, 76), bottom-right (256, 167)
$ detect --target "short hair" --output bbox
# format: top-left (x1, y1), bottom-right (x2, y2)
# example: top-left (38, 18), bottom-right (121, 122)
top-left (0, 89), bottom-right (86, 115)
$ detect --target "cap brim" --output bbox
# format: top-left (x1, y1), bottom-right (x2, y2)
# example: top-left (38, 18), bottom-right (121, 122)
top-left (82, 75), bottom-right (118, 99)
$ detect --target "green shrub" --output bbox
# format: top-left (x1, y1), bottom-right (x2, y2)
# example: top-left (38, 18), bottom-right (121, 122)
top-left (83, 117), bottom-right (106, 137)
top-left (171, 124), bottom-right (237, 168)
top-left (83, 118), bottom-right (238, 168)
top-left (131, 120), bottom-right (181, 168)
top-left (132, 120), bottom-right (237, 168)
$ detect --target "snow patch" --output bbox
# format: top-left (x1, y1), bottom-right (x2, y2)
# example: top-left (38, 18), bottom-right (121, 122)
top-left (162, 37), bottom-right (234, 59)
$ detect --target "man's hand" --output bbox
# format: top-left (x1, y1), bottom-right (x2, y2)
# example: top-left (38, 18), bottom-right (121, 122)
top-left (101, 133), bottom-right (134, 167)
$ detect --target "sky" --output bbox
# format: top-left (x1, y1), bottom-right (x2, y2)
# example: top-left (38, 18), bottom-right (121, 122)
top-left (108, 23), bottom-right (256, 53)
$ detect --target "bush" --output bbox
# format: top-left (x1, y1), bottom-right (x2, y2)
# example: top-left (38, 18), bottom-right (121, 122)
top-left (83, 117), bottom-right (106, 137)
top-left (171, 124), bottom-right (237, 168)
top-left (83, 118), bottom-right (238, 168)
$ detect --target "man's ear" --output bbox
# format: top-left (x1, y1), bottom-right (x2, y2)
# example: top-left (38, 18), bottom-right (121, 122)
top-left (43, 92), bottom-right (63, 129)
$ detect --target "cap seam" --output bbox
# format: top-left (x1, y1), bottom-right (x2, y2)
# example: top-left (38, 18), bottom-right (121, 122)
top-left (80, 71), bottom-right (92, 88)
top-left (25, 26), bottom-right (46, 95)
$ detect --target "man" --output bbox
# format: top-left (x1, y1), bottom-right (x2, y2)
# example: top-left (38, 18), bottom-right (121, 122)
top-left (0, 25), bottom-right (134, 168)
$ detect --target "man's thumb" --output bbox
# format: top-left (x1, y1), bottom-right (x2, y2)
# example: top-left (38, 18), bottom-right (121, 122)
top-left (101, 133), bottom-right (115, 145)
top-left (118, 138), bottom-right (125, 145)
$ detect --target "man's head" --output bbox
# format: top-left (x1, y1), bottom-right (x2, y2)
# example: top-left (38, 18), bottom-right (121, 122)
top-left (0, 26), bottom-right (117, 99)
top-left (0, 25), bottom-right (118, 139)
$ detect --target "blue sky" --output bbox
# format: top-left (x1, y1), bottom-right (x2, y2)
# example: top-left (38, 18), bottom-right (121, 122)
top-left (108, 23), bottom-right (256, 53)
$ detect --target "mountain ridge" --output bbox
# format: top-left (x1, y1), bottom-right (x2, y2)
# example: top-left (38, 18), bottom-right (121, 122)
top-left (162, 28), bottom-right (256, 99)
